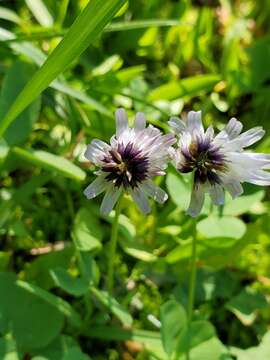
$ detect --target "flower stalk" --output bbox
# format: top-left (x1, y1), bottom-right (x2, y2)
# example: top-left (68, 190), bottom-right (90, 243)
top-left (106, 192), bottom-right (123, 295)
top-left (187, 229), bottom-right (197, 322)
top-left (186, 225), bottom-right (197, 360)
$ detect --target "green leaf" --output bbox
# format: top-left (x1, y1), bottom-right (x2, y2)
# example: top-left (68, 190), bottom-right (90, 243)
top-left (16, 279), bottom-right (82, 328)
top-left (0, 337), bottom-right (19, 360)
top-left (120, 241), bottom-right (157, 262)
top-left (226, 287), bottom-right (268, 325)
top-left (148, 74), bottom-right (221, 101)
top-left (91, 287), bottom-right (133, 327)
top-left (78, 252), bottom-right (100, 285)
top-left (72, 208), bottom-right (102, 252)
top-left (11, 147), bottom-right (86, 181)
top-left (231, 331), bottom-right (270, 360)
top-left (0, 61), bottom-right (41, 146)
top-left (176, 321), bottom-right (225, 360)
top-left (85, 326), bottom-right (166, 359)
top-left (0, 0), bottom-right (126, 136)
top-left (197, 216), bottom-right (246, 240)
top-left (160, 300), bottom-right (187, 356)
top-left (50, 268), bottom-right (89, 297)
top-left (221, 189), bottom-right (265, 216)
top-left (109, 212), bottom-right (157, 262)
top-left (24, 246), bottom-right (74, 290)
top-left (32, 335), bottom-right (91, 360)
top-left (0, 273), bottom-right (64, 350)
top-left (166, 171), bottom-right (192, 211)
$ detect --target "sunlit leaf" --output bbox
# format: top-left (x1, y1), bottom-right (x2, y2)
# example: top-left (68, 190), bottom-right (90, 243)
top-left (11, 147), bottom-right (86, 181)
top-left (72, 208), bottom-right (102, 252)
top-left (148, 74), bottom-right (221, 101)
top-left (197, 216), bottom-right (246, 240)
top-left (226, 287), bottom-right (268, 325)
top-left (91, 287), bottom-right (133, 327)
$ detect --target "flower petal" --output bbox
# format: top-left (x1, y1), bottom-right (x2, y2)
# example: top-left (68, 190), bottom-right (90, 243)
top-left (228, 126), bottom-right (265, 150)
top-left (84, 175), bottom-right (108, 199)
top-left (91, 139), bottom-right (110, 151)
top-left (223, 181), bottom-right (243, 199)
top-left (245, 170), bottom-right (270, 186)
top-left (209, 184), bottom-right (225, 205)
top-left (205, 125), bottom-right (214, 140)
top-left (187, 111), bottom-right (204, 135)
top-left (226, 152), bottom-right (270, 181)
top-left (225, 118), bottom-right (243, 139)
top-left (142, 180), bottom-right (168, 204)
top-left (100, 185), bottom-right (122, 215)
top-left (135, 112), bottom-right (146, 131)
top-left (168, 117), bottom-right (186, 134)
top-left (131, 187), bottom-right (151, 214)
top-left (115, 108), bottom-right (128, 137)
top-left (237, 152), bottom-right (270, 169)
top-left (187, 184), bottom-right (205, 217)
top-left (214, 118), bottom-right (243, 146)
top-left (84, 144), bottom-right (106, 165)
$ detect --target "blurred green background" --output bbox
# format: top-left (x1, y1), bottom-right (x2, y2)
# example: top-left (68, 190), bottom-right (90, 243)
top-left (0, 0), bottom-right (270, 359)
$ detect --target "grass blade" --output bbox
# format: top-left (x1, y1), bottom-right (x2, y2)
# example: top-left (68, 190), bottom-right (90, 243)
top-left (0, 6), bottom-right (21, 24)
top-left (0, 27), bottom-right (113, 118)
top-left (0, 0), bottom-right (126, 136)
top-left (148, 74), bottom-right (221, 101)
top-left (0, 19), bottom-right (187, 43)
top-left (12, 147), bottom-right (86, 181)
top-left (106, 19), bottom-right (187, 31)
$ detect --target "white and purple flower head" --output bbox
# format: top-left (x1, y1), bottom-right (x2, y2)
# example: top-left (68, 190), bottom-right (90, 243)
top-left (169, 111), bottom-right (270, 217)
top-left (84, 109), bottom-right (176, 215)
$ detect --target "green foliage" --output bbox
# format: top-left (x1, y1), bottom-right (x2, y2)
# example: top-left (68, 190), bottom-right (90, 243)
top-left (0, 0), bottom-right (270, 359)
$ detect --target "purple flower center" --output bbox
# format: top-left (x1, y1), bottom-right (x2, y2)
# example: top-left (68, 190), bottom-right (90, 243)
top-left (101, 142), bottom-right (149, 188)
top-left (178, 137), bottom-right (227, 185)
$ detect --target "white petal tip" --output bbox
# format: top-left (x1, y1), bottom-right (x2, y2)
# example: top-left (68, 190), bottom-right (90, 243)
top-left (83, 189), bottom-right (93, 199)
top-left (162, 193), bottom-right (169, 203)
top-left (186, 209), bottom-right (199, 218)
top-left (100, 209), bottom-right (110, 216)
top-left (115, 108), bottom-right (126, 116)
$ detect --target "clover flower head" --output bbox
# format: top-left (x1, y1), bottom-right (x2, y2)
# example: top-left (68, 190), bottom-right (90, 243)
top-left (169, 111), bottom-right (270, 217)
top-left (84, 109), bottom-right (176, 215)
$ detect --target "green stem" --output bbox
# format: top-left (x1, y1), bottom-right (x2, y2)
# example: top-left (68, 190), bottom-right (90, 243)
top-left (186, 227), bottom-right (197, 360)
top-left (106, 194), bottom-right (123, 295)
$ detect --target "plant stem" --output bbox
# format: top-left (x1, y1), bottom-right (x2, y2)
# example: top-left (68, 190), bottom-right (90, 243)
top-left (106, 194), bottom-right (123, 295)
top-left (187, 231), bottom-right (197, 321)
top-left (186, 226), bottom-right (197, 360)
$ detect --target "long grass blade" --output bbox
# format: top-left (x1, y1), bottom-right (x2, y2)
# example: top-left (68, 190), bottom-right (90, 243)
top-left (0, 27), bottom-right (113, 118)
top-left (0, 0), bottom-right (126, 136)
top-left (0, 19), bottom-right (188, 43)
